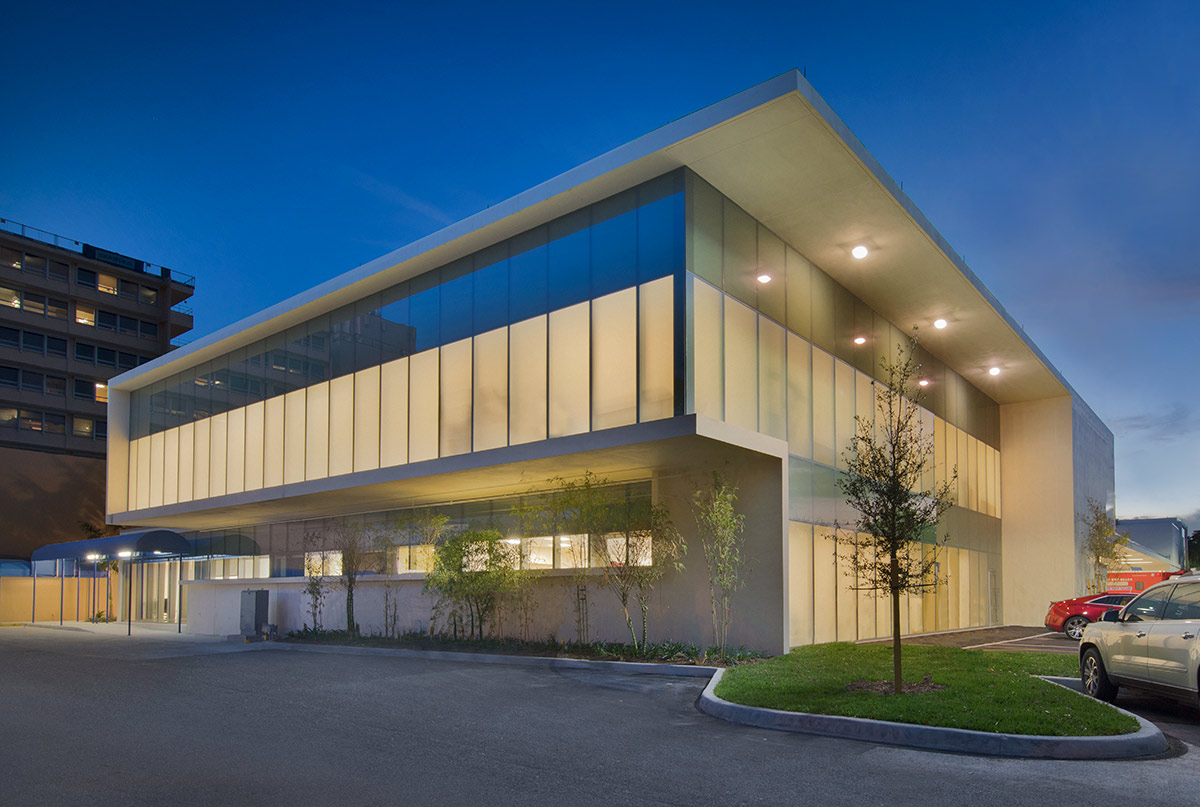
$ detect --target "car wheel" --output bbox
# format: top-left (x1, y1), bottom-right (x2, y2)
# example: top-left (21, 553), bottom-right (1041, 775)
top-left (1064, 616), bottom-right (1089, 641)
top-left (1081, 648), bottom-right (1118, 703)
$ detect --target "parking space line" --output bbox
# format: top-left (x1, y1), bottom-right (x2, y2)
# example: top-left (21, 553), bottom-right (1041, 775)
top-left (963, 631), bottom-right (1057, 650)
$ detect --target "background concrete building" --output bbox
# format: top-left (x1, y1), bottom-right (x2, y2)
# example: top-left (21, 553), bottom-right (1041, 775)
top-left (0, 220), bottom-right (194, 559)
top-left (96, 73), bottom-right (1112, 651)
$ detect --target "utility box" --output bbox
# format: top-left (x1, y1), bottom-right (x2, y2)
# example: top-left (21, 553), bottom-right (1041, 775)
top-left (240, 589), bottom-right (269, 637)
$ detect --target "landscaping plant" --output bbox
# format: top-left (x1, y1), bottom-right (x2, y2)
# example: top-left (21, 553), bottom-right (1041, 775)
top-left (836, 333), bottom-right (955, 694)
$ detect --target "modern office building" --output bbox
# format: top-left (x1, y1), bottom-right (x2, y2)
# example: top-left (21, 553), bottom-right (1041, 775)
top-left (91, 72), bottom-right (1112, 652)
top-left (0, 221), bottom-right (194, 558)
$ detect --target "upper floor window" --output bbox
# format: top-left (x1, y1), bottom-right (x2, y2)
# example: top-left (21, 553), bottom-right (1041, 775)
top-left (76, 304), bottom-right (96, 326)
top-left (97, 272), bottom-right (118, 295)
top-left (77, 268), bottom-right (97, 289)
top-left (140, 286), bottom-right (158, 305)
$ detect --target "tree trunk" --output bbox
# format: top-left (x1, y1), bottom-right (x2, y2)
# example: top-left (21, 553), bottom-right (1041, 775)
top-left (891, 549), bottom-right (902, 695)
top-left (346, 580), bottom-right (356, 636)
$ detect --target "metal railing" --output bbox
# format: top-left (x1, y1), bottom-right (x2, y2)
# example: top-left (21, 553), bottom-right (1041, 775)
top-left (171, 302), bottom-right (194, 316)
top-left (1, 216), bottom-right (196, 287)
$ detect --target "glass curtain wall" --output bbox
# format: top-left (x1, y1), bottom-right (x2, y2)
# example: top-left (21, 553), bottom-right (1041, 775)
top-left (129, 172), bottom-right (684, 440)
top-left (685, 171), bottom-right (1004, 639)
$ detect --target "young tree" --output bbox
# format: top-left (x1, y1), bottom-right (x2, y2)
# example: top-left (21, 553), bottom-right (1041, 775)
top-left (1080, 499), bottom-right (1129, 589)
top-left (424, 529), bottom-right (520, 640)
top-left (519, 473), bottom-right (610, 644)
top-left (301, 545), bottom-right (329, 631)
top-left (693, 472), bottom-right (747, 652)
top-left (590, 493), bottom-right (686, 652)
top-left (377, 509), bottom-right (451, 637)
top-left (329, 521), bottom-right (374, 636)
top-left (837, 335), bottom-right (954, 695)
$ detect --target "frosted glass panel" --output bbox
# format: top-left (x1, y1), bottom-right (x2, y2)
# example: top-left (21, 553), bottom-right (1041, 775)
top-left (305, 381), bottom-right (329, 481)
top-left (723, 296), bottom-right (757, 431)
top-left (813, 526), bottom-right (837, 644)
top-left (149, 431), bottom-right (165, 508)
top-left (193, 419), bottom-right (210, 500)
top-left (283, 389), bottom-right (306, 485)
top-left (209, 412), bottom-right (227, 498)
top-left (638, 276), bottom-right (673, 422)
top-left (509, 315), bottom-right (547, 445)
top-left (834, 360), bottom-right (855, 471)
top-left (549, 302), bottom-right (590, 438)
top-left (380, 357), bottom-right (409, 467)
top-left (945, 423), bottom-right (958, 506)
top-left (244, 401), bottom-right (265, 492)
top-left (329, 375), bottom-right (354, 477)
top-left (440, 338), bottom-right (473, 457)
top-left (178, 422), bottom-right (194, 503)
top-left (263, 396), bottom-right (284, 488)
top-left (473, 327), bottom-right (508, 451)
top-left (163, 428), bottom-right (179, 507)
top-left (957, 428), bottom-right (969, 507)
top-left (856, 371), bottom-right (874, 447)
top-left (226, 407), bottom-right (245, 494)
top-left (786, 333), bottom-right (812, 458)
top-left (788, 522), bottom-right (814, 648)
top-left (126, 437), bottom-right (138, 511)
top-left (934, 416), bottom-right (946, 491)
top-left (690, 277), bottom-right (723, 420)
top-left (757, 316), bottom-right (786, 440)
top-left (920, 408), bottom-right (934, 494)
top-left (811, 349), bottom-right (834, 466)
top-left (409, 349), bottom-right (440, 462)
top-left (354, 366), bottom-right (381, 472)
top-left (135, 436), bottom-right (151, 510)
top-left (591, 287), bottom-right (637, 430)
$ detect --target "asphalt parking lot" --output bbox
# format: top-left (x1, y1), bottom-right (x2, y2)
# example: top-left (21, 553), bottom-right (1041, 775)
top-left (2, 624), bottom-right (1198, 807)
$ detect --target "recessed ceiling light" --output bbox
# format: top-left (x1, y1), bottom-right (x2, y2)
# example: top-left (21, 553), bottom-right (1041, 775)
top-left (918, 379), bottom-right (930, 387)
top-left (757, 274), bottom-right (771, 284)
top-left (853, 336), bottom-right (867, 345)
top-left (988, 367), bottom-right (1001, 376)
top-left (851, 245), bottom-right (869, 260)
top-left (934, 318), bottom-right (947, 329)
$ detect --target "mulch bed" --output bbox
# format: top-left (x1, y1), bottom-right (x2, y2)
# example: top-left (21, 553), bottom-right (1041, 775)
top-left (845, 674), bottom-right (945, 695)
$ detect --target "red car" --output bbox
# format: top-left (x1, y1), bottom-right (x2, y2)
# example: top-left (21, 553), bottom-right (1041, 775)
top-left (1044, 592), bottom-right (1135, 640)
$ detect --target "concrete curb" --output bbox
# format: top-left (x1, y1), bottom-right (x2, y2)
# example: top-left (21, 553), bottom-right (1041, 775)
top-left (697, 668), bottom-right (1169, 759)
top-left (258, 640), bottom-right (719, 678)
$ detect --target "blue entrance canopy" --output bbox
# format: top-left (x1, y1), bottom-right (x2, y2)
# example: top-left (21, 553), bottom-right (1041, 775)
top-left (31, 529), bottom-right (192, 562)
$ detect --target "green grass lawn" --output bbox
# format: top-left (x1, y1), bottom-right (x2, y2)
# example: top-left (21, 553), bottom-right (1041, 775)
top-left (715, 643), bottom-right (1139, 736)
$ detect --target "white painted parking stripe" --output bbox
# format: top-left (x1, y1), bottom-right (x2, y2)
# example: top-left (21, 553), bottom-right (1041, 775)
top-left (962, 631), bottom-right (1057, 650)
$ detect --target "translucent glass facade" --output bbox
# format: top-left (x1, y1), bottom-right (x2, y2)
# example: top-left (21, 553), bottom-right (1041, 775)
top-left (128, 171), bottom-right (684, 440)
top-left (683, 174), bottom-right (1003, 644)
top-left (116, 165), bottom-right (1009, 643)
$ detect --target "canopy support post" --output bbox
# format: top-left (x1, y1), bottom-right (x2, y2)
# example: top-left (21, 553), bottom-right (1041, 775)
top-left (127, 559), bottom-right (132, 637)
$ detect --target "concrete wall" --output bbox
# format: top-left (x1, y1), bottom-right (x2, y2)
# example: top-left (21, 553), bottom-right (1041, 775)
top-left (183, 440), bottom-right (792, 653)
top-left (999, 396), bottom-right (1076, 625)
top-left (1071, 397), bottom-right (1117, 588)
top-left (0, 573), bottom-right (115, 623)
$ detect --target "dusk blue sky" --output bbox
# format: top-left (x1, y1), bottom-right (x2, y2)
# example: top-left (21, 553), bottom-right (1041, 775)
top-left (3, 2), bottom-right (1197, 526)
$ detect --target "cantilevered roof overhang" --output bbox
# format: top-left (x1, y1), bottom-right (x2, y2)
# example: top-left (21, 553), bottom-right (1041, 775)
top-left (109, 70), bottom-right (1072, 405)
